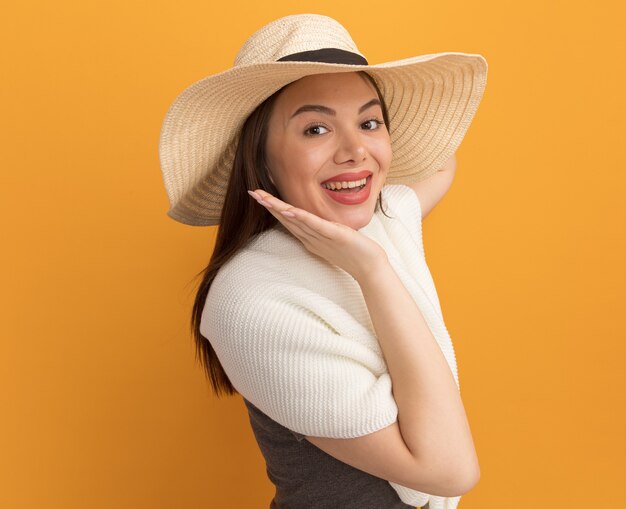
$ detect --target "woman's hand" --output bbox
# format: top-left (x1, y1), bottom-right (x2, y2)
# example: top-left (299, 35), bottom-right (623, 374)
top-left (248, 189), bottom-right (388, 281)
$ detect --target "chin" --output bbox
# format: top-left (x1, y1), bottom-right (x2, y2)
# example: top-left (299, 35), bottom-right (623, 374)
top-left (337, 207), bottom-right (375, 230)
top-left (316, 187), bottom-right (379, 229)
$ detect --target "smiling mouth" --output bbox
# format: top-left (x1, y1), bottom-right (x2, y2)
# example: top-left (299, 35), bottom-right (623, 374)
top-left (320, 174), bottom-right (373, 205)
top-left (320, 175), bottom-right (372, 193)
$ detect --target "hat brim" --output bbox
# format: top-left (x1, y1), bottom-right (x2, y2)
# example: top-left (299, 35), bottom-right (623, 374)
top-left (158, 52), bottom-right (487, 226)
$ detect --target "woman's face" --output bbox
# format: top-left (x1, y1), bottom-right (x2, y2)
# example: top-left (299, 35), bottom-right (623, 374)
top-left (265, 72), bottom-right (392, 230)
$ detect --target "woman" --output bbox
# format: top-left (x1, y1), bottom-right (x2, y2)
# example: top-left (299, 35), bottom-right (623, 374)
top-left (159, 14), bottom-right (488, 509)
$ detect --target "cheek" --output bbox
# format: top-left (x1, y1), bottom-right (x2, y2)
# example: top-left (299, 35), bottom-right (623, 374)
top-left (268, 141), bottom-right (326, 203)
top-left (369, 137), bottom-right (393, 169)
top-left (282, 141), bottom-right (328, 177)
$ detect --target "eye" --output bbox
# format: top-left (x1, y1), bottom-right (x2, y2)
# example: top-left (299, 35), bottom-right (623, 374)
top-left (304, 124), bottom-right (330, 136)
top-left (361, 118), bottom-right (384, 130)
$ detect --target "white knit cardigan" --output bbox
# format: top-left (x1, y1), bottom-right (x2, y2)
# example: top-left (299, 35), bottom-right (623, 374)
top-left (201, 184), bottom-right (462, 509)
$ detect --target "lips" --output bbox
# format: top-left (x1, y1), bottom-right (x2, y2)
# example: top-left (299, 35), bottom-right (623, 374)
top-left (322, 174), bottom-right (372, 205)
top-left (320, 170), bottom-right (372, 185)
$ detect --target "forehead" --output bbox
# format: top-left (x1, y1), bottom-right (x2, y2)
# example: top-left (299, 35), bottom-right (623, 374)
top-left (275, 72), bottom-right (378, 110)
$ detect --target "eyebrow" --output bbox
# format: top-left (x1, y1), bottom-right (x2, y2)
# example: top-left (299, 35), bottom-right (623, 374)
top-left (290, 98), bottom-right (382, 119)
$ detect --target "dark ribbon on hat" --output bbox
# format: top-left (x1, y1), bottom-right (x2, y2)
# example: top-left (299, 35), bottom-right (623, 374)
top-left (277, 48), bottom-right (368, 65)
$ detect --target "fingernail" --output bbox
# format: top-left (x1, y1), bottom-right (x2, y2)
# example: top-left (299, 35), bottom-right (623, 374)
top-left (258, 199), bottom-right (272, 208)
top-left (281, 210), bottom-right (295, 218)
top-left (247, 190), bottom-right (261, 200)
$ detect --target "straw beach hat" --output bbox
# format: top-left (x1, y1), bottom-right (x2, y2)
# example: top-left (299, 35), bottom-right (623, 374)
top-left (158, 14), bottom-right (488, 226)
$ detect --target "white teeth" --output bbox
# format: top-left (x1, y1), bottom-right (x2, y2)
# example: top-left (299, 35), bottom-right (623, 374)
top-left (322, 177), bottom-right (368, 190)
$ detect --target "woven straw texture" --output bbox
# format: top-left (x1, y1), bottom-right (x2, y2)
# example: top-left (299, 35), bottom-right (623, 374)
top-left (158, 14), bottom-right (488, 226)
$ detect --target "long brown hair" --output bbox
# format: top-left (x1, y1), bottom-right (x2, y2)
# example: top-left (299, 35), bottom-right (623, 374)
top-left (191, 72), bottom-right (392, 397)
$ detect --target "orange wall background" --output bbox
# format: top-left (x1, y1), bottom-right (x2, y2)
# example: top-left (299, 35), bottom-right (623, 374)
top-left (2, 1), bottom-right (624, 507)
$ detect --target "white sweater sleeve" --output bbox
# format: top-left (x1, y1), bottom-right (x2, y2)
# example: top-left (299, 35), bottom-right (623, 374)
top-left (201, 267), bottom-right (399, 439)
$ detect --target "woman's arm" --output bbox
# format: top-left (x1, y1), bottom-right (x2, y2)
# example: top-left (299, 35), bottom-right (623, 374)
top-left (249, 188), bottom-right (480, 497)
top-left (408, 153), bottom-right (457, 220)
top-left (305, 256), bottom-right (479, 497)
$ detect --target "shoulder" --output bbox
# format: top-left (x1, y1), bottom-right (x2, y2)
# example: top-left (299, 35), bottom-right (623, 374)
top-left (381, 183), bottom-right (423, 222)
top-left (201, 227), bottom-right (353, 334)
top-left (205, 229), bottom-right (295, 312)
top-left (208, 226), bottom-right (337, 289)
top-left (377, 184), bottom-right (425, 258)
top-left (382, 183), bottom-right (421, 205)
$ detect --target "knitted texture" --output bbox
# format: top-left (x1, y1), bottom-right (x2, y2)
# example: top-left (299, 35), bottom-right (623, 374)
top-left (201, 184), bottom-right (462, 508)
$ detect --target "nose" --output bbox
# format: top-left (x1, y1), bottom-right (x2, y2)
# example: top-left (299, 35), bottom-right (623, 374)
top-left (333, 128), bottom-right (367, 165)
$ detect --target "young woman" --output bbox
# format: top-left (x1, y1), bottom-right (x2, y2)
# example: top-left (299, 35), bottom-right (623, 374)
top-left (159, 14), bottom-right (488, 509)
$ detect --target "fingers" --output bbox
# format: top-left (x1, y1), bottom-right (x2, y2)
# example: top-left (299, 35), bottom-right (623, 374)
top-left (248, 189), bottom-right (313, 239)
top-left (250, 189), bottom-right (288, 210)
top-left (250, 189), bottom-right (335, 240)
top-left (277, 208), bottom-right (322, 239)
